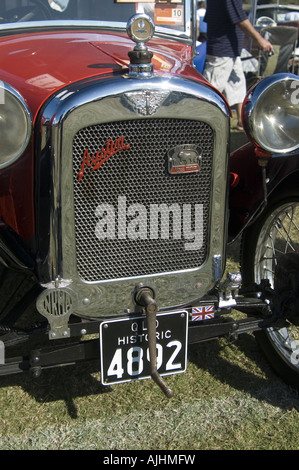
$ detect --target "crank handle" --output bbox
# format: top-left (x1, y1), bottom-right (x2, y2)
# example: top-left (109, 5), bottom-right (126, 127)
top-left (134, 287), bottom-right (174, 398)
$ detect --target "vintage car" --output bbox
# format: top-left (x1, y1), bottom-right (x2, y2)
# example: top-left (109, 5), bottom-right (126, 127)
top-left (249, 2), bottom-right (299, 34)
top-left (0, 0), bottom-right (299, 398)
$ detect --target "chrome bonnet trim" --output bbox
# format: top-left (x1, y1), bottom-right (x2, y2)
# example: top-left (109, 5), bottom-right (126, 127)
top-left (39, 74), bottom-right (230, 318)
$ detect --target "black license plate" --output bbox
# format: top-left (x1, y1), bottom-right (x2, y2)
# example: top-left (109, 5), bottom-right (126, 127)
top-left (100, 310), bottom-right (188, 385)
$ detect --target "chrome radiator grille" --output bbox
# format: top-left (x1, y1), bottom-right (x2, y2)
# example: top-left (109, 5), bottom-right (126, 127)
top-left (72, 119), bottom-right (214, 282)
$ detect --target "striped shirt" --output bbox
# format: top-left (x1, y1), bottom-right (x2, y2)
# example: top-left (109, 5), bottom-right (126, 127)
top-left (205, 0), bottom-right (248, 58)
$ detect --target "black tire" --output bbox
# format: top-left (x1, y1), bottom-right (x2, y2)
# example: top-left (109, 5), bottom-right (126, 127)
top-left (241, 194), bottom-right (299, 389)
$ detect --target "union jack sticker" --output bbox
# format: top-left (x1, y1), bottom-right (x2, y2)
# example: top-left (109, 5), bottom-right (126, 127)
top-left (192, 305), bottom-right (215, 321)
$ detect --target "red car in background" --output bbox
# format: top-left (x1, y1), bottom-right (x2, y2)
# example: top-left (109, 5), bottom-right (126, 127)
top-left (0, 0), bottom-right (299, 397)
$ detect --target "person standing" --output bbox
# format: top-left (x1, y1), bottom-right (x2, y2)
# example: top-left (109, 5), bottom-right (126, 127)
top-left (203, 0), bottom-right (272, 130)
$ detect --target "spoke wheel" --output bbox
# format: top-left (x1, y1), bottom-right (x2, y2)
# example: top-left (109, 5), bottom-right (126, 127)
top-left (241, 196), bottom-right (299, 389)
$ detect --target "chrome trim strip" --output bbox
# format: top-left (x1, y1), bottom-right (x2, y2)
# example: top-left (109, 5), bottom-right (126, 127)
top-left (39, 74), bottom-right (230, 318)
top-left (192, 0), bottom-right (198, 58)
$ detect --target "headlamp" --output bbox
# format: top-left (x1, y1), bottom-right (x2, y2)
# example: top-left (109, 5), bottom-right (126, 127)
top-left (0, 82), bottom-right (32, 169)
top-left (243, 73), bottom-right (299, 154)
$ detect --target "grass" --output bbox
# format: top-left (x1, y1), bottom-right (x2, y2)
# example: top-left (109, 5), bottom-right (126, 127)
top-left (0, 121), bottom-right (299, 450)
top-left (1, 334), bottom-right (299, 450)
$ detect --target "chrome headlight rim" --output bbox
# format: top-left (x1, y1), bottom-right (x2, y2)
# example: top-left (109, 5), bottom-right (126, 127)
top-left (243, 73), bottom-right (299, 155)
top-left (0, 81), bottom-right (32, 170)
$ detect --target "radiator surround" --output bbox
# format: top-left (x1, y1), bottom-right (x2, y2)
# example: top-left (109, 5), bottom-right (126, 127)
top-left (38, 74), bottom-right (230, 318)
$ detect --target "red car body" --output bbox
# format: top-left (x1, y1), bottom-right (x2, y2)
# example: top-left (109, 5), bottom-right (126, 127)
top-left (0, 30), bottom-right (203, 243)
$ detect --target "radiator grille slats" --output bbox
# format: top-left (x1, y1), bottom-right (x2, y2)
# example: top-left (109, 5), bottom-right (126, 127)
top-left (72, 119), bottom-right (214, 281)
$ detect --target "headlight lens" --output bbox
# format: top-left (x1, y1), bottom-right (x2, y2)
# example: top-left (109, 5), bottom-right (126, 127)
top-left (0, 82), bottom-right (32, 169)
top-left (243, 73), bottom-right (299, 154)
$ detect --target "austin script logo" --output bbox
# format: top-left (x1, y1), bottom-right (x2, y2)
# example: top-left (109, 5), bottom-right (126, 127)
top-left (78, 136), bottom-right (130, 182)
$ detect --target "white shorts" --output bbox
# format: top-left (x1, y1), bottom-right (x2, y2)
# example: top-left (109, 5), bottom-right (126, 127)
top-left (203, 55), bottom-right (246, 107)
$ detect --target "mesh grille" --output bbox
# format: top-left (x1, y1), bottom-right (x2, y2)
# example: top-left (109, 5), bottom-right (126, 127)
top-left (72, 119), bottom-right (214, 281)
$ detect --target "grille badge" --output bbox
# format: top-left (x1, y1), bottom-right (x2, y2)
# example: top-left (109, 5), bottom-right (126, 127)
top-left (125, 90), bottom-right (169, 116)
top-left (168, 144), bottom-right (202, 174)
top-left (36, 288), bottom-right (75, 339)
